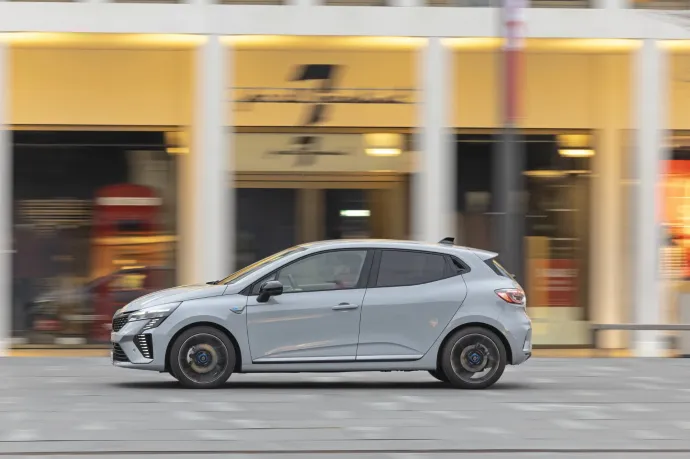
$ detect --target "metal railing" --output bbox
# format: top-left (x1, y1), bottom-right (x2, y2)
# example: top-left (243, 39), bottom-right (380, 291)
top-left (633, 0), bottom-right (690, 8)
top-left (427, 0), bottom-right (590, 6)
top-left (591, 323), bottom-right (690, 350)
top-left (323, 0), bottom-right (388, 4)
top-left (218, 0), bottom-right (284, 3)
top-left (111, 0), bottom-right (182, 3)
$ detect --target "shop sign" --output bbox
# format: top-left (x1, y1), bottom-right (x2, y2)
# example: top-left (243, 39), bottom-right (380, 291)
top-left (234, 64), bottom-right (414, 166)
top-left (234, 64), bottom-right (414, 112)
top-left (235, 133), bottom-right (409, 173)
top-left (235, 88), bottom-right (412, 106)
top-left (534, 259), bottom-right (578, 307)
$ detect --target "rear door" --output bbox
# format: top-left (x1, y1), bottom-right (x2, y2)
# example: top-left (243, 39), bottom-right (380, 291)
top-left (356, 249), bottom-right (468, 360)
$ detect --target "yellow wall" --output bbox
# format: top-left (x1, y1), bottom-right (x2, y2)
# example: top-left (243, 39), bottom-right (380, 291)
top-left (6, 45), bottom-right (687, 131)
top-left (454, 52), bottom-right (632, 129)
top-left (9, 48), bottom-right (193, 126)
top-left (670, 53), bottom-right (690, 130)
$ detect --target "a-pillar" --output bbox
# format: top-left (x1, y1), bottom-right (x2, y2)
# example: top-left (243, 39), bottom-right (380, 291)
top-left (633, 39), bottom-right (667, 357)
top-left (179, 36), bottom-right (232, 285)
top-left (414, 37), bottom-right (455, 243)
top-left (0, 43), bottom-right (10, 355)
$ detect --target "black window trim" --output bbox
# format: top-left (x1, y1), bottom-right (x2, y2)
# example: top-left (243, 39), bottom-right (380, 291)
top-left (242, 248), bottom-right (375, 296)
top-left (368, 248), bottom-right (466, 289)
top-left (448, 255), bottom-right (471, 275)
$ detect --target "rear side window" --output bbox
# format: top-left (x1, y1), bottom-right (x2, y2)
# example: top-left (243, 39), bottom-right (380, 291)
top-left (376, 250), bottom-right (448, 288)
top-left (485, 257), bottom-right (512, 278)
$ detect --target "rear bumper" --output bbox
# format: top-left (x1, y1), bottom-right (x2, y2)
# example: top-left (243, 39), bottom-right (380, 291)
top-left (501, 307), bottom-right (532, 365)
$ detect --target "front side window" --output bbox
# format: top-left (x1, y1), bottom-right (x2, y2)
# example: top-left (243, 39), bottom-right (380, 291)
top-left (376, 250), bottom-right (448, 288)
top-left (273, 250), bottom-right (368, 293)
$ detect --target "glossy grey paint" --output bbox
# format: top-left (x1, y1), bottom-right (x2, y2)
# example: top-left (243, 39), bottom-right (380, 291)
top-left (110, 239), bottom-right (532, 374)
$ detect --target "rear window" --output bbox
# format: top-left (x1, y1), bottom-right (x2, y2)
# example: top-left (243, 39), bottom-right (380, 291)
top-left (484, 257), bottom-right (512, 278)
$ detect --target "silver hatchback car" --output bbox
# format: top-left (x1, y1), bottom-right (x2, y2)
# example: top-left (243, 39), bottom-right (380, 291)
top-left (111, 238), bottom-right (532, 390)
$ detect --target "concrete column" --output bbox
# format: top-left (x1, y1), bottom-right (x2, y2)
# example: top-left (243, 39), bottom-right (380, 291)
top-left (590, 55), bottom-right (625, 349)
top-left (414, 37), bottom-right (454, 243)
top-left (182, 36), bottom-right (231, 284)
top-left (0, 44), bottom-right (10, 355)
top-left (296, 189), bottom-right (324, 243)
top-left (633, 40), bottom-right (667, 357)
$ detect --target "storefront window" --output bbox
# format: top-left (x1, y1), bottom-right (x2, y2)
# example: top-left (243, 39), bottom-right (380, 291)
top-left (658, 133), bottom-right (690, 327)
top-left (455, 132), bottom-right (592, 346)
top-left (12, 130), bottom-right (179, 345)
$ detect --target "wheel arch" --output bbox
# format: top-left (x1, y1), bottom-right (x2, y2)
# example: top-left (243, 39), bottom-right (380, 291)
top-left (436, 322), bottom-right (513, 368)
top-left (164, 321), bottom-right (243, 374)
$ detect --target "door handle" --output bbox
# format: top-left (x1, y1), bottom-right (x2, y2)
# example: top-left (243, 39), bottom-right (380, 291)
top-left (332, 303), bottom-right (360, 311)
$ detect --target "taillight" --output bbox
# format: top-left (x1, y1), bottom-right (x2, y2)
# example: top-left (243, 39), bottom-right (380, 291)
top-left (495, 288), bottom-right (526, 306)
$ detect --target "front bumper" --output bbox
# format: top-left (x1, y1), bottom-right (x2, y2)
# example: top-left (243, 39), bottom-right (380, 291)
top-left (110, 318), bottom-right (169, 372)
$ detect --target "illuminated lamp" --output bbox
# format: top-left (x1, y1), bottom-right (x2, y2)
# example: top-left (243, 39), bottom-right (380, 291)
top-left (165, 131), bottom-right (189, 155)
top-left (557, 134), bottom-right (595, 158)
top-left (364, 133), bottom-right (402, 157)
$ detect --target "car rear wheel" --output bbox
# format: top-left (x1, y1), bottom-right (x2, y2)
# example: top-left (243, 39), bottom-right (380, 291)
top-left (169, 326), bottom-right (236, 389)
top-left (428, 369), bottom-right (450, 383)
top-left (440, 326), bottom-right (507, 390)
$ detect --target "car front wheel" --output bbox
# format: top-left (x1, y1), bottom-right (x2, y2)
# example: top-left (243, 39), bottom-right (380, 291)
top-left (169, 326), bottom-right (236, 389)
top-left (440, 326), bottom-right (507, 390)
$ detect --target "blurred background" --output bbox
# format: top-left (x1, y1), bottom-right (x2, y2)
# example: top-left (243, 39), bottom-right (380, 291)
top-left (0, 2), bottom-right (687, 357)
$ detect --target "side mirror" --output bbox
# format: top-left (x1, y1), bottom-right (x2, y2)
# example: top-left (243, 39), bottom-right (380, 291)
top-left (257, 280), bottom-right (283, 303)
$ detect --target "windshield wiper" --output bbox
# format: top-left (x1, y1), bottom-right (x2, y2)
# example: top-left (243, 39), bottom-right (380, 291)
top-left (206, 280), bottom-right (220, 285)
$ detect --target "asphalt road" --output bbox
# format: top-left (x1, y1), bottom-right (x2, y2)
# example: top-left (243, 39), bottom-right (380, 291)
top-left (3, 357), bottom-right (690, 458)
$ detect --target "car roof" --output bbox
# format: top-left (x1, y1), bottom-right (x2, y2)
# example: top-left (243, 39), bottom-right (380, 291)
top-left (298, 239), bottom-right (497, 259)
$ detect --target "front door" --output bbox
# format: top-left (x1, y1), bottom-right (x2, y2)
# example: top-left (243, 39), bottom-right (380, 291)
top-left (246, 249), bottom-right (372, 362)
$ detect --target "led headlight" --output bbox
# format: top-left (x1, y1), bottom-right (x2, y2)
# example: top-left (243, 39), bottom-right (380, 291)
top-left (128, 302), bottom-right (181, 331)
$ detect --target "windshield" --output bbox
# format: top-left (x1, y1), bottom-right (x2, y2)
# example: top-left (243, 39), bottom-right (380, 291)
top-left (219, 246), bottom-right (306, 285)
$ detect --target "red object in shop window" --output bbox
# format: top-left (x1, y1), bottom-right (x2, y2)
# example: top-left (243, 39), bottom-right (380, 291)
top-left (34, 319), bottom-right (61, 332)
top-left (90, 184), bottom-right (163, 342)
top-left (92, 183), bottom-right (162, 238)
top-left (546, 259), bottom-right (578, 307)
top-left (534, 259), bottom-right (578, 307)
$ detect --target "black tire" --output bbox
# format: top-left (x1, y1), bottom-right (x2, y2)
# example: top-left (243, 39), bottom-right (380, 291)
top-left (428, 369), bottom-right (450, 383)
top-left (440, 326), bottom-right (507, 390)
top-left (169, 326), bottom-right (236, 389)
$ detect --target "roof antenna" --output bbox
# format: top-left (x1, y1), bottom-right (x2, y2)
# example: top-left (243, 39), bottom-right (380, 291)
top-left (439, 237), bottom-right (454, 245)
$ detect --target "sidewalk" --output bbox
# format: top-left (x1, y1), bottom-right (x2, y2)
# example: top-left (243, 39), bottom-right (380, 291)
top-left (5, 348), bottom-right (670, 358)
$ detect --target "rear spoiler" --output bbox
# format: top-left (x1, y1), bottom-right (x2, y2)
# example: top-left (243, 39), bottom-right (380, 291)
top-left (468, 248), bottom-right (498, 261)
top-left (437, 237), bottom-right (498, 261)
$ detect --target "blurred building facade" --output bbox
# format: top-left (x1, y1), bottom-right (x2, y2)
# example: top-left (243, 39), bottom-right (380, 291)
top-left (0, 0), bottom-right (688, 354)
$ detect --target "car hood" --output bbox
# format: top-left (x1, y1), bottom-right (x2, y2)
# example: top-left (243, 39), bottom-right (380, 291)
top-left (120, 284), bottom-right (227, 313)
